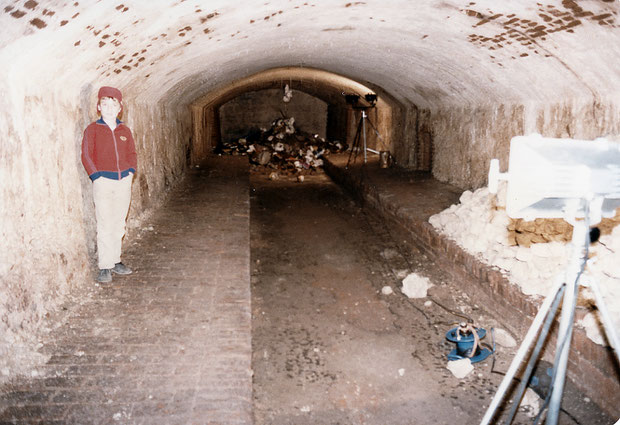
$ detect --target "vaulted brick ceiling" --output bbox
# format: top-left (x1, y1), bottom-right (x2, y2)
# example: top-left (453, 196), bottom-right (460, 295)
top-left (1, 0), bottom-right (618, 109)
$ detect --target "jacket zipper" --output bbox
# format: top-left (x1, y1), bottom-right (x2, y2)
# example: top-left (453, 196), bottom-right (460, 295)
top-left (111, 127), bottom-right (121, 179)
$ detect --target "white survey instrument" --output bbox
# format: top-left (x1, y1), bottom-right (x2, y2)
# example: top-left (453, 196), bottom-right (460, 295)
top-left (488, 133), bottom-right (620, 223)
top-left (483, 134), bottom-right (620, 425)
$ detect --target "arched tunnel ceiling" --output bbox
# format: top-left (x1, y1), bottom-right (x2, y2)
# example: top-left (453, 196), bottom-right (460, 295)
top-left (190, 67), bottom-right (383, 110)
top-left (1, 0), bottom-right (619, 110)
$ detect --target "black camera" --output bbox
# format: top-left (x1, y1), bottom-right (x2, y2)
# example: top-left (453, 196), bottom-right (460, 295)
top-left (345, 94), bottom-right (360, 105)
top-left (344, 93), bottom-right (377, 108)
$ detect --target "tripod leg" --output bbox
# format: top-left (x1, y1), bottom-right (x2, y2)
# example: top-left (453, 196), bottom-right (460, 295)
top-left (362, 111), bottom-right (367, 164)
top-left (546, 277), bottom-right (579, 424)
top-left (547, 221), bottom-right (589, 425)
top-left (503, 284), bottom-right (566, 424)
top-left (479, 277), bottom-right (567, 425)
top-left (346, 114), bottom-right (364, 168)
top-left (356, 113), bottom-right (364, 164)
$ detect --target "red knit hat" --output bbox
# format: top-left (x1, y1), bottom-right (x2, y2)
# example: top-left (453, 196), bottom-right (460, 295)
top-left (98, 86), bottom-right (122, 103)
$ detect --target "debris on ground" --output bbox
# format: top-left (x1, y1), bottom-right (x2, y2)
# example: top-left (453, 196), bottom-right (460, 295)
top-left (381, 285), bottom-right (394, 295)
top-left (446, 358), bottom-right (474, 378)
top-left (520, 388), bottom-right (542, 417)
top-left (401, 272), bottom-right (430, 298)
top-left (395, 269), bottom-right (409, 279)
top-left (578, 311), bottom-right (606, 346)
top-left (217, 116), bottom-right (347, 176)
top-left (493, 328), bottom-right (517, 348)
top-left (380, 248), bottom-right (400, 260)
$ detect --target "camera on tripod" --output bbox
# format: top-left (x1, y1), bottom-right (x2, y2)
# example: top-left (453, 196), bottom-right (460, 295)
top-left (343, 93), bottom-right (383, 167)
top-left (344, 93), bottom-right (377, 109)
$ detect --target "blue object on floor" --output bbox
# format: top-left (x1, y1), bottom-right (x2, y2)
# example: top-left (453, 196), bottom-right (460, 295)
top-left (446, 326), bottom-right (492, 363)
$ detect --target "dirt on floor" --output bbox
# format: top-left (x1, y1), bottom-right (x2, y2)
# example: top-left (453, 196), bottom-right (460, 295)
top-left (249, 169), bottom-right (614, 425)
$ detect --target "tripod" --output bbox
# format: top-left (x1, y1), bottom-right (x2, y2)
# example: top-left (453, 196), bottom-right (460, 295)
top-left (346, 108), bottom-right (385, 168)
top-left (347, 108), bottom-right (370, 167)
top-left (480, 200), bottom-right (620, 425)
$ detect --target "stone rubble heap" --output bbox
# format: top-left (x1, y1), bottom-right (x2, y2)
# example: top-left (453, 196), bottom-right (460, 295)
top-left (429, 182), bottom-right (620, 344)
top-left (218, 116), bottom-right (347, 175)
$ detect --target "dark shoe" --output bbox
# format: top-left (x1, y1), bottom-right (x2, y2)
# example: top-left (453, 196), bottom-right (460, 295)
top-left (112, 262), bottom-right (132, 275)
top-left (97, 269), bottom-right (112, 283)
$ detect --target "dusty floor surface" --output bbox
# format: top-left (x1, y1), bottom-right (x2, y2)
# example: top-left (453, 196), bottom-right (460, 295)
top-left (250, 170), bottom-right (614, 425)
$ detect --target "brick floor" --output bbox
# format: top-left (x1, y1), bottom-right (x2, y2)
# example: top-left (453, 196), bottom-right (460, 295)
top-left (0, 157), bottom-right (252, 424)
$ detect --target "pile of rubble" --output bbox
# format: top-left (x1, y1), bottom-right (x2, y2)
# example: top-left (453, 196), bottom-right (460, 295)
top-left (218, 116), bottom-right (347, 175)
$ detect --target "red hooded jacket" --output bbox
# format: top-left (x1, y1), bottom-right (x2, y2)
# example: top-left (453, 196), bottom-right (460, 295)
top-left (81, 118), bottom-right (137, 181)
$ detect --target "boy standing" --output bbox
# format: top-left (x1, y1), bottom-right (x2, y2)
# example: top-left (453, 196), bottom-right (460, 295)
top-left (81, 86), bottom-right (137, 283)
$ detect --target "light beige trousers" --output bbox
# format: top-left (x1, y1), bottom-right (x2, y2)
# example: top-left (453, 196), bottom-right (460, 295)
top-left (93, 174), bottom-right (133, 269)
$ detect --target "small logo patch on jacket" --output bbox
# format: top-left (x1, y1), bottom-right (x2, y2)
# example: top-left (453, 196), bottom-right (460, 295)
top-left (120, 136), bottom-right (127, 141)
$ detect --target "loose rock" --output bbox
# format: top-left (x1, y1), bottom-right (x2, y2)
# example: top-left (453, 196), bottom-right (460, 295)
top-left (401, 272), bottom-right (430, 298)
top-left (381, 285), bottom-right (393, 295)
top-left (493, 328), bottom-right (517, 347)
top-left (578, 311), bottom-right (605, 346)
top-left (520, 388), bottom-right (541, 417)
top-left (447, 358), bottom-right (473, 378)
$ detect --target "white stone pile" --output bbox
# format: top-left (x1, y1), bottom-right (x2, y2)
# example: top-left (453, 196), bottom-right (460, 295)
top-left (429, 183), bottom-right (620, 344)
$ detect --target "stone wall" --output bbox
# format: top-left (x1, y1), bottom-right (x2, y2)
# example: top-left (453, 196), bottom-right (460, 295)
top-left (219, 89), bottom-right (327, 143)
top-left (417, 98), bottom-right (620, 189)
top-left (0, 85), bottom-right (191, 382)
top-left (0, 88), bottom-right (91, 379)
top-left (125, 101), bottom-right (192, 225)
top-left (391, 105), bottom-right (435, 172)
top-left (426, 103), bottom-right (525, 189)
